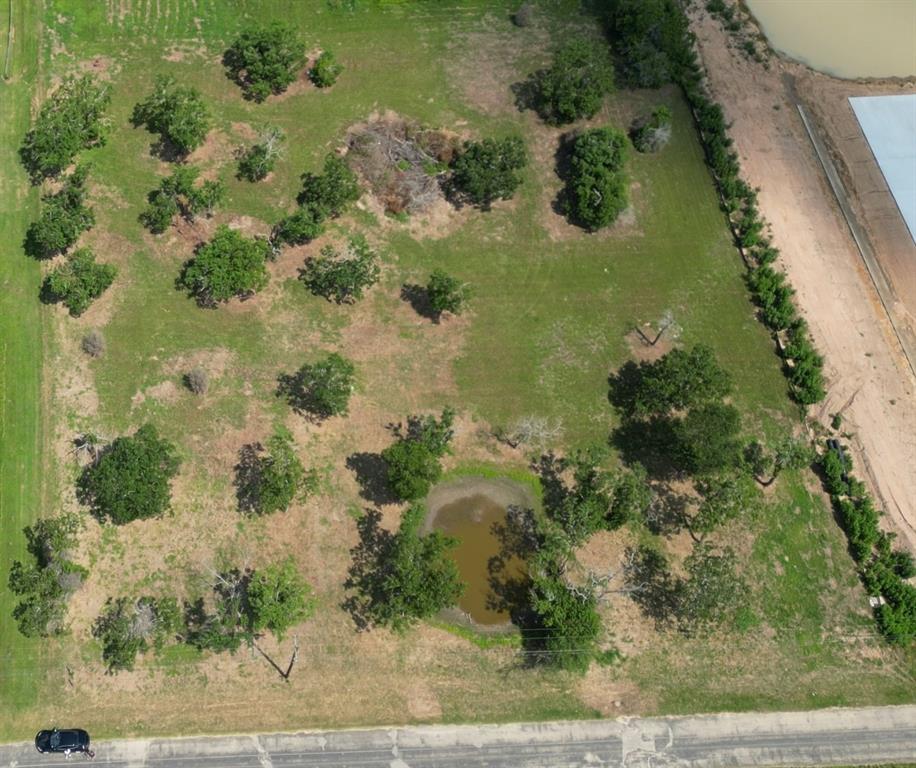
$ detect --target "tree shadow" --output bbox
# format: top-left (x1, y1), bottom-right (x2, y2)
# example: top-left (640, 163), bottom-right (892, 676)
top-left (234, 443), bottom-right (263, 515)
top-left (345, 452), bottom-right (398, 506)
top-left (341, 509), bottom-right (395, 631)
top-left (509, 73), bottom-right (542, 115)
top-left (624, 545), bottom-right (681, 629)
top-left (531, 452), bottom-right (569, 515)
top-left (610, 417), bottom-right (681, 480)
top-left (400, 283), bottom-right (438, 322)
top-left (644, 482), bottom-right (690, 536)
top-left (607, 360), bottom-right (644, 416)
top-left (22, 226), bottom-right (59, 260)
top-left (550, 131), bottom-right (577, 222)
top-left (486, 505), bottom-right (537, 627)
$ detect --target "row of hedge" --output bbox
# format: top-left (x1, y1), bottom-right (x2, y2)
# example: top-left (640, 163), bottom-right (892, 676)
top-left (671, 15), bottom-right (826, 405)
top-left (819, 446), bottom-right (916, 644)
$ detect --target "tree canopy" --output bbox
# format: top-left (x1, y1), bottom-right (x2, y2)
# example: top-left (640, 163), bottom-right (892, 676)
top-left (564, 126), bottom-right (629, 230)
top-left (178, 226), bottom-right (270, 305)
top-left (21, 75), bottom-right (111, 181)
top-left (237, 427), bottom-right (313, 515)
top-left (141, 166), bottom-right (225, 233)
top-left (93, 596), bottom-right (181, 672)
top-left (426, 269), bottom-right (470, 319)
top-left (381, 408), bottom-right (455, 501)
top-left (297, 153), bottom-right (361, 220)
top-left (344, 504), bottom-right (464, 631)
top-left (532, 38), bottom-right (615, 125)
top-left (246, 559), bottom-right (315, 640)
top-left (238, 126), bottom-right (285, 182)
top-left (224, 22), bottom-right (306, 101)
top-left (132, 75), bottom-right (211, 155)
top-left (450, 136), bottom-right (527, 209)
top-left (25, 165), bottom-right (95, 258)
top-left (42, 248), bottom-right (117, 317)
top-left (78, 424), bottom-right (180, 524)
top-left (279, 352), bottom-right (356, 420)
top-left (309, 50), bottom-right (343, 88)
top-left (299, 235), bottom-right (380, 304)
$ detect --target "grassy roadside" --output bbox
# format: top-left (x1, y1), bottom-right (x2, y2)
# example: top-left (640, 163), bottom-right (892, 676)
top-left (0, 0), bottom-right (44, 729)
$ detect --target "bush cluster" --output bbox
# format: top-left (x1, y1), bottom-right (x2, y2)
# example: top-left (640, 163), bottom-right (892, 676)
top-left (20, 75), bottom-right (111, 180)
top-left (25, 165), bottom-right (95, 258)
top-left (224, 22), bottom-right (306, 102)
top-left (132, 75), bottom-right (211, 155)
top-left (564, 127), bottom-right (629, 230)
top-left (817, 446), bottom-right (916, 644)
top-left (93, 595), bottom-right (182, 672)
top-left (309, 50), bottom-right (343, 88)
top-left (532, 38), bottom-right (615, 125)
top-left (178, 226), bottom-right (271, 305)
top-left (141, 166), bottom-right (225, 233)
top-left (449, 136), bottom-right (527, 209)
top-left (601, 0), bottom-right (825, 406)
top-left (42, 247), bottom-right (117, 317)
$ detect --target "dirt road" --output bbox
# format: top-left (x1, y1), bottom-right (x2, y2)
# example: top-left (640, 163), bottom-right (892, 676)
top-left (689, 8), bottom-right (916, 551)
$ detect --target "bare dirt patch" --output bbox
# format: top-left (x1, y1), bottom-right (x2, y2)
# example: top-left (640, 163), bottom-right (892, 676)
top-left (689, 5), bottom-right (916, 552)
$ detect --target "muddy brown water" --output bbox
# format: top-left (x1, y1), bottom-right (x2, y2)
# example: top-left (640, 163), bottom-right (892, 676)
top-left (425, 477), bottom-right (536, 628)
top-left (745, 0), bottom-right (916, 79)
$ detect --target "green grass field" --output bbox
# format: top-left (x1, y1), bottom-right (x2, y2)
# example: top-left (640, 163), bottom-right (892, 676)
top-left (0, 0), bottom-right (912, 740)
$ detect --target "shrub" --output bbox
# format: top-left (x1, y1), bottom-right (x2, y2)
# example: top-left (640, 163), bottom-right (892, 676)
top-left (273, 207), bottom-right (325, 246)
top-left (93, 596), bottom-right (181, 672)
top-left (21, 75), bottom-right (111, 180)
top-left (247, 559), bottom-right (315, 640)
top-left (565, 126), bottom-right (629, 230)
top-left (237, 126), bottom-right (285, 181)
top-left (344, 504), bottom-right (464, 631)
top-left (309, 50), bottom-right (343, 88)
top-left (513, 2), bottom-right (534, 26)
top-left (140, 190), bottom-right (180, 233)
top-left (238, 427), bottom-right (311, 515)
top-left (532, 38), bottom-right (615, 124)
top-left (630, 105), bottom-right (672, 153)
top-left (298, 153), bottom-right (360, 219)
top-left (426, 269), bottom-right (469, 318)
top-left (529, 571), bottom-right (601, 671)
top-left (299, 235), bottom-right (380, 304)
top-left (25, 165), bottom-right (95, 258)
top-left (141, 166), bottom-right (225, 232)
top-left (819, 448), bottom-right (848, 497)
top-left (81, 329), bottom-right (106, 358)
top-left (78, 423), bottom-right (180, 524)
top-left (185, 367), bottom-right (209, 395)
top-left (382, 409), bottom-right (454, 501)
top-left (132, 75), bottom-right (210, 155)
top-left (280, 352), bottom-right (356, 419)
top-left (178, 225), bottom-right (270, 305)
top-left (42, 248), bottom-right (117, 317)
top-left (224, 22), bottom-right (306, 101)
top-left (672, 402), bottom-right (742, 475)
top-left (450, 136), bottom-right (527, 208)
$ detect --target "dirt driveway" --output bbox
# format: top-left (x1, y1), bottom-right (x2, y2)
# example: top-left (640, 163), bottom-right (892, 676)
top-left (689, 8), bottom-right (916, 551)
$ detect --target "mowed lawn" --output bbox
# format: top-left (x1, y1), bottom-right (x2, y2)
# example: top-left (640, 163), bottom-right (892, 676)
top-left (0, 0), bottom-right (912, 739)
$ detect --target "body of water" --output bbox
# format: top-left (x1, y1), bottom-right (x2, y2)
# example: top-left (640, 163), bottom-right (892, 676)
top-left (745, 0), bottom-right (916, 79)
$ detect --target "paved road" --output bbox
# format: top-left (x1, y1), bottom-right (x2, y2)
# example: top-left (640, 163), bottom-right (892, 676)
top-left (2, 705), bottom-right (914, 767)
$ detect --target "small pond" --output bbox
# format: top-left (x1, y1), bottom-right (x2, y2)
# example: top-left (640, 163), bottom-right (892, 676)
top-left (745, 0), bottom-right (916, 79)
top-left (425, 476), bottom-right (536, 628)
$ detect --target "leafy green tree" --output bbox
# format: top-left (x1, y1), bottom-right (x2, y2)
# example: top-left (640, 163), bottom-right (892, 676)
top-left (25, 165), bottom-right (95, 257)
top-left (299, 235), bottom-right (380, 304)
top-left (224, 22), bottom-right (306, 101)
top-left (687, 472), bottom-right (758, 540)
top-left (565, 127), bottom-right (629, 230)
top-left (179, 226), bottom-right (270, 305)
top-left (298, 154), bottom-right (360, 219)
top-left (426, 269), bottom-right (470, 319)
top-left (141, 166), bottom-right (225, 233)
top-left (21, 75), bottom-right (111, 180)
top-left (24, 512), bottom-right (83, 567)
top-left (247, 558), bottom-right (315, 640)
top-left (140, 190), bottom-right (180, 233)
top-left (132, 75), bottom-right (211, 155)
top-left (602, 0), bottom-right (688, 88)
top-left (344, 504), bottom-right (464, 631)
top-left (42, 248), bottom-right (117, 317)
top-left (78, 424), bottom-right (180, 524)
top-left (609, 344), bottom-right (733, 418)
top-left (529, 570), bottom-right (601, 672)
top-left (309, 50), bottom-right (343, 87)
top-left (608, 462), bottom-right (652, 527)
top-left (273, 207), bottom-right (325, 246)
top-left (744, 435), bottom-right (813, 486)
top-left (238, 126), bottom-right (285, 181)
top-left (672, 402), bottom-right (742, 474)
top-left (382, 409), bottom-right (455, 501)
top-left (238, 427), bottom-right (314, 515)
top-left (532, 38), bottom-right (615, 124)
top-left (450, 136), bottom-right (527, 208)
top-left (93, 596), bottom-right (181, 672)
top-left (280, 352), bottom-right (356, 419)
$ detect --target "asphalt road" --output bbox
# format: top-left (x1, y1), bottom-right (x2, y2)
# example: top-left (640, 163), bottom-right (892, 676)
top-left (1, 705), bottom-right (914, 767)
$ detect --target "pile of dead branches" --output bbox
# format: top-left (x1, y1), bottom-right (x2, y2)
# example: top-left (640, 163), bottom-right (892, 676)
top-left (346, 116), bottom-right (459, 214)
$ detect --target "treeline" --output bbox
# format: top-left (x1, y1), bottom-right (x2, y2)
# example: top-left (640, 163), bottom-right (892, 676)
top-left (599, 0), bottom-right (826, 406)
